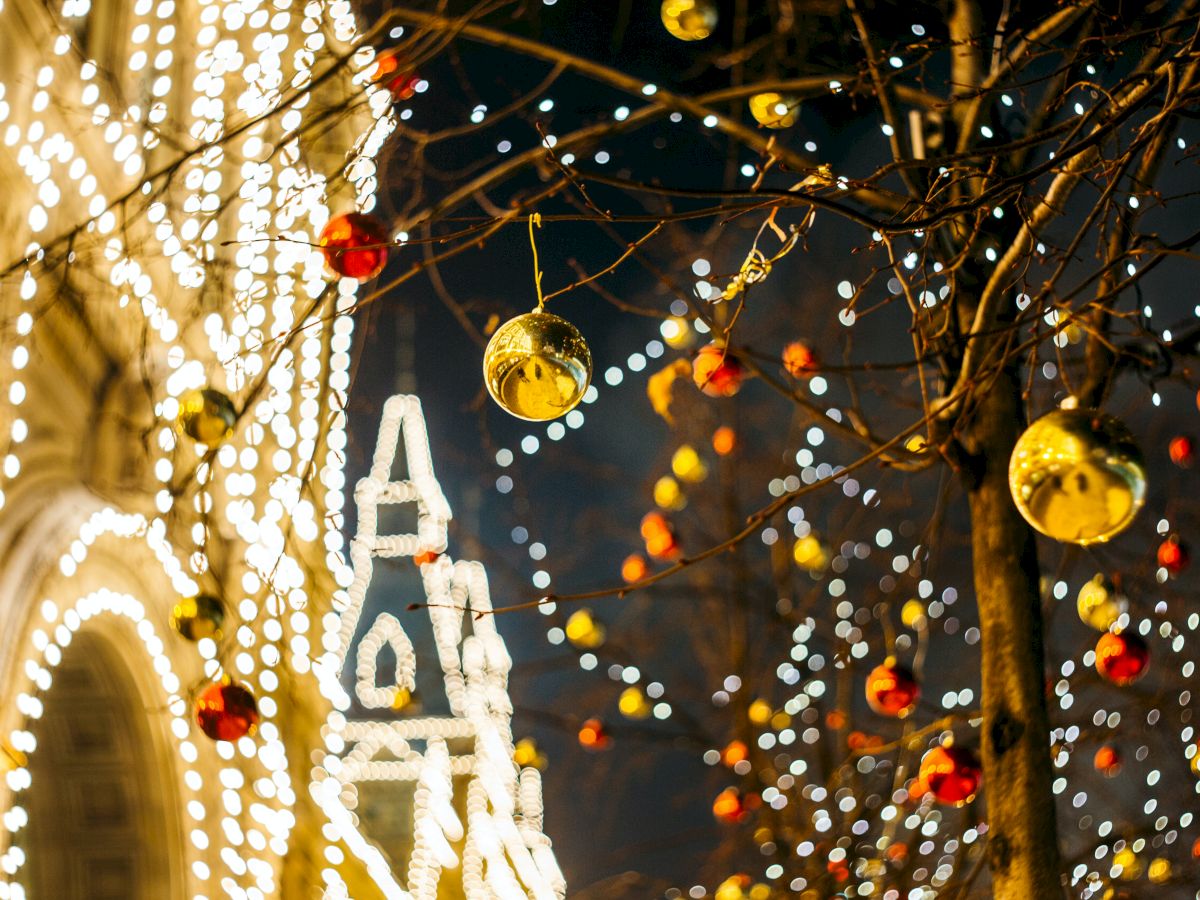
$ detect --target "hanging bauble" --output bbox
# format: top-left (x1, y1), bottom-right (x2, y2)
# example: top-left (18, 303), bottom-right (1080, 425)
top-left (782, 340), bottom-right (819, 378)
top-left (1076, 574), bottom-right (1127, 631)
top-left (371, 49), bottom-right (422, 101)
top-left (653, 475), bottom-right (686, 511)
top-left (712, 787), bottom-right (753, 824)
top-left (1095, 631), bottom-right (1149, 685)
top-left (792, 534), bottom-right (829, 572)
top-left (621, 553), bottom-right (648, 583)
top-left (721, 739), bottom-right (749, 767)
top-left (1157, 535), bottom-right (1189, 576)
top-left (712, 426), bottom-right (737, 456)
top-left (513, 737), bottom-right (548, 770)
top-left (577, 717), bottom-right (611, 751)
top-left (748, 93), bottom-right (800, 130)
top-left (565, 608), bottom-right (606, 649)
top-left (661, 0), bottom-right (716, 41)
top-left (1169, 435), bottom-right (1194, 468)
top-left (483, 310), bottom-right (592, 421)
top-left (176, 388), bottom-right (237, 445)
top-left (1093, 745), bottom-right (1121, 777)
top-left (319, 212), bottom-right (390, 281)
top-left (918, 744), bottom-right (981, 805)
top-left (640, 512), bottom-right (680, 560)
top-left (170, 594), bottom-right (226, 642)
top-left (194, 681), bottom-right (260, 742)
top-left (618, 686), bottom-right (653, 720)
top-left (1008, 409), bottom-right (1146, 545)
top-left (865, 661), bottom-right (919, 718)
top-left (671, 444), bottom-right (709, 483)
top-left (412, 548), bottom-right (440, 567)
top-left (693, 344), bottom-right (744, 397)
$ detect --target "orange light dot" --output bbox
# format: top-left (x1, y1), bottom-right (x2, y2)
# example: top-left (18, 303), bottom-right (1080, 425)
top-left (712, 426), bottom-right (737, 456)
top-left (721, 739), bottom-right (749, 767)
top-left (621, 554), bottom-right (648, 582)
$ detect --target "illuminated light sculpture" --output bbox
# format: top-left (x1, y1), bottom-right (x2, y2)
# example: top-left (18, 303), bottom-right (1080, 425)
top-left (1008, 409), bottom-right (1146, 545)
top-left (314, 394), bottom-right (565, 899)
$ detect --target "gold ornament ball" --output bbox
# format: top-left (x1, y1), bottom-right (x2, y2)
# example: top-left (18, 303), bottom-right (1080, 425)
top-left (171, 594), bottom-right (226, 642)
top-left (176, 388), bottom-right (237, 445)
top-left (661, 0), bottom-right (717, 41)
top-left (1076, 574), bottom-right (1127, 631)
top-left (483, 310), bottom-right (591, 421)
top-left (1008, 409), bottom-right (1146, 545)
top-left (749, 92), bottom-right (800, 129)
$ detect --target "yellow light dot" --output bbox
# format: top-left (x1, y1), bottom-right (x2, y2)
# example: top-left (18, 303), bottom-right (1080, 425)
top-left (748, 699), bottom-right (772, 725)
top-left (671, 445), bottom-right (708, 483)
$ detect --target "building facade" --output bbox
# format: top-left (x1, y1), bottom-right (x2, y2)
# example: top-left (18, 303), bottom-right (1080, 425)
top-left (0, 0), bottom-right (561, 897)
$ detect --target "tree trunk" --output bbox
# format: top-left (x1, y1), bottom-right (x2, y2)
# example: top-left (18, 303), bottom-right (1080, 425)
top-left (963, 370), bottom-right (1063, 899)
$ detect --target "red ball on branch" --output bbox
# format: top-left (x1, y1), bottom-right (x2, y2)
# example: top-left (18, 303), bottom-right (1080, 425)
top-left (782, 340), bottom-right (820, 379)
top-left (577, 717), bottom-right (612, 751)
top-left (692, 344), bottom-right (744, 397)
top-left (320, 213), bottom-right (390, 281)
top-left (1169, 435), bottom-right (1194, 468)
top-left (1095, 631), bottom-right (1149, 686)
top-left (195, 681), bottom-right (260, 742)
top-left (1093, 745), bottom-right (1121, 777)
top-left (917, 745), bottom-right (981, 806)
top-left (1157, 536), bottom-right (1189, 576)
top-left (865, 661), bottom-right (919, 718)
top-left (371, 49), bottom-right (422, 101)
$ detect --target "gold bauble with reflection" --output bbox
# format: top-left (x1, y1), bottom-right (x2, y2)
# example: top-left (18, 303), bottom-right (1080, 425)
top-left (171, 594), bottom-right (226, 642)
top-left (1008, 409), bottom-right (1146, 545)
top-left (483, 310), bottom-right (591, 421)
top-left (749, 92), bottom-right (800, 129)
top-left (176, 388), bottom-right (237, 444)
top-left (661, 0), bottom-right (717, 41)
top-left (1076, 574), bottom-right (1127, 631)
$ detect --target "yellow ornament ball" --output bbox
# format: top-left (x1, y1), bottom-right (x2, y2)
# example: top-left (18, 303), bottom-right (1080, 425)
top-left (901, 599), bottom-right (926, 629)
top-left (654, 475), bottom-right (686, 511)
top-left (513, 737), bottom-right (548, 769)
top-left (618, 686), bottom-right (653, 719)
top-left (1008, 409), bottom-right (1146, 545)
top-left (792, 534), bottom-right (829, 572)
top-left (1076, 574), bottom-right (1127, 631)
top-left (176, 388), bottom-right (237, 445)
top-left (749, 92), bottom-right (799, 129)
top-left (483, 310), bottom-right (591, 421)
top-left (565, 608), bottom-right (606, 649)
top-left (171, 594), bottom-right (226, 642)
top-left (661, 0), bottom-right (717, 41)
top-left (1113, 847), bottom-right (1142, 880)
top-left (747, 699), bottom-right (772, 726)
top-left (671, 445), bottom-right (708, 483)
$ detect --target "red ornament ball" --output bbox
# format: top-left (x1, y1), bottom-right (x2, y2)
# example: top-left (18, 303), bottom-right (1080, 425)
top-left (1169, 436), bottom-right (1194, 468)
top-left (692, 344), bottom-right (744, 397)
top-left (782, 340), bottom-right (819, 379)
top-left (577, 717), bottom-right (612, 751)
top-left (195, 681), bottom-right (260, 742)
top-left (1157, 536), bottom-right (1189, 576)
top-left (371, 49), bottom-right (422, 101)
top-left (918, 745), bottom-right (981, 805)
top-left (1093, 745), bottom-right (1121, 777)
top-left (320, 213), bottom-right (389, 281)
top-left (1095, 631), bottom-right (1149, 686)
top-left (865, 662), bottom-right (919, 718)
